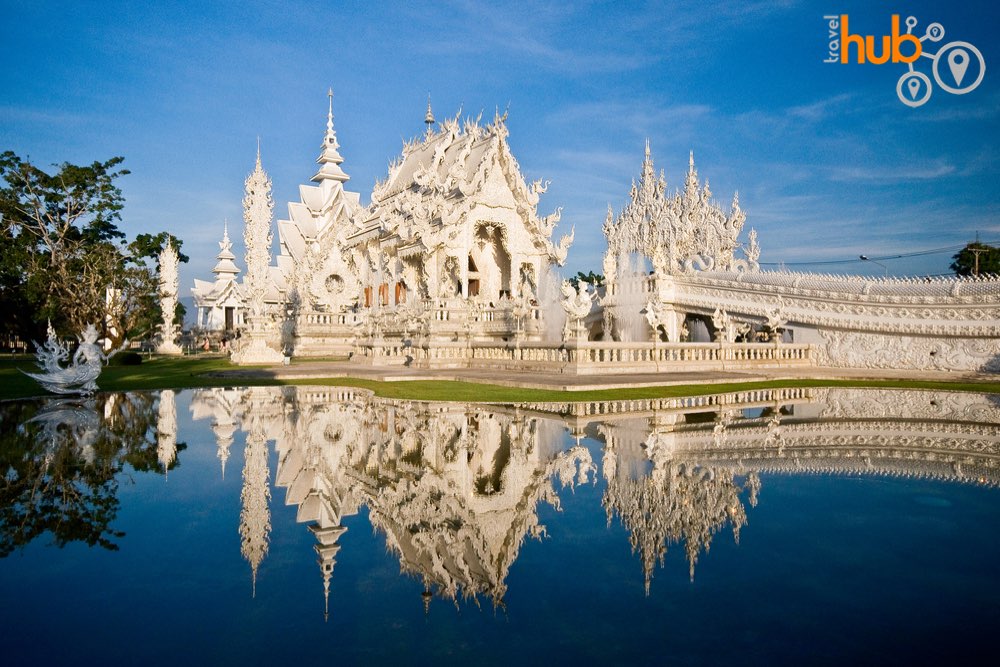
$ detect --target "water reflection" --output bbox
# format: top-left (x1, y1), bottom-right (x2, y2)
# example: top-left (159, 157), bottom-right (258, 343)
top-left (191, 386), bottom-right (598, 612)
top-left (0, 392), bottom-right (182, 556)
top-left (194, 385), bottom-right (1000, 611)
top-left (2, 385), bottom-right (998, 613)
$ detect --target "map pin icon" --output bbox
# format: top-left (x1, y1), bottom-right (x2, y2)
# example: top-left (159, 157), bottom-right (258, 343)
top-left (907, 77), bottom-right (921, 99)
top-left (948, 49), bottom-right (969, 86)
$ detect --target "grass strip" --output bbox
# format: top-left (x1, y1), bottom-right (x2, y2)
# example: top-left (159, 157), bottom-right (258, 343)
top-left (1, 355), bottom-right (997, 403)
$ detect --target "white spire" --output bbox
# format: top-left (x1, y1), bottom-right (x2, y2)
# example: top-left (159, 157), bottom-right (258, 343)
top-left (212, 219), bottom-right (240, 279)
top-left (313, 88), bottom-right (349, 184)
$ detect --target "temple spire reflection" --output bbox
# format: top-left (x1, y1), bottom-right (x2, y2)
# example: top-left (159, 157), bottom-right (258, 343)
top-left (239, 389), bottom-right (272, 597)
top-left (156, 390), bottom-right (177, 477)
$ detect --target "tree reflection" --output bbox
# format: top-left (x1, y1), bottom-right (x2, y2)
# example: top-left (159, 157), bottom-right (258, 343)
top-left (0, 392), bottom-right (182, 556)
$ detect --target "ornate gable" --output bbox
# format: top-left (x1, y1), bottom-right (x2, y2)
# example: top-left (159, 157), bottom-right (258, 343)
top-left (369, 109), bottom-right (573, 268)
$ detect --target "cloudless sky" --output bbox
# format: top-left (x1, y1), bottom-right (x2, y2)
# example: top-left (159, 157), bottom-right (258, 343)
top-left (2, 0), bottom-right (997, 290)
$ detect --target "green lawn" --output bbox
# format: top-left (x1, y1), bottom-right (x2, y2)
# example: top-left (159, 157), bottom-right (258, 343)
top-left (1, 354), bottom-right (998, 403)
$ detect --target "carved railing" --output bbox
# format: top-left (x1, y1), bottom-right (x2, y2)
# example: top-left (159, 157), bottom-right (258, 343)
top-left (299, 302), bottom-right (542, 339)
top-left (690, 270), bottom-right (1000, 302)
top-left (665, 270), bottom-right (1000, 344)
top-left (297, 311), bottom-right (362, 332)
top-left (353, 339), bottom-right (814, 373)
top-left (517, 386), bottom-right (814, 418)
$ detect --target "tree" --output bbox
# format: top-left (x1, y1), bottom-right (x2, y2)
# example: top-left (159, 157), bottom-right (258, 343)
top-left (0, 392), bottom-right (181, 557)
top-left (0, 151), bottom-right (185, 345)
top-left (0, 219), bottom-right (36, 343)
top-left (568, 270), bottom-right (604, 288)
top-left (951, 242), bottom-right (1000, 277)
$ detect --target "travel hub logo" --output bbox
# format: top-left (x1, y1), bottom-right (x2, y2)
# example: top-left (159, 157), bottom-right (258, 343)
top-left (824, 14), bottom-right (985, 107)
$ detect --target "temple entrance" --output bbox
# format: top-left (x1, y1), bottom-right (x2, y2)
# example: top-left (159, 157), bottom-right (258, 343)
top-left (468, 256), bottom-right (480, 297)
top-left (471, 224), bottom-right (510, 303)
top-left (224, 307), bottom-right (234, 332)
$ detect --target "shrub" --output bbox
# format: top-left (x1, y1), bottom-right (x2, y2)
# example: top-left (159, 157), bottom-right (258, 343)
top-left (110, 351), bottom-right (143, 366)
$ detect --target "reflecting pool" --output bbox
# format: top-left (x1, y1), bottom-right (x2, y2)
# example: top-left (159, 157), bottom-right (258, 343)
top-left (1, 386), bottom-right (998, 665)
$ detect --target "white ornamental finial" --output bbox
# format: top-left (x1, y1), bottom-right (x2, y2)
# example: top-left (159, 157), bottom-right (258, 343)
top-left (323, 88), bottom-right (339, 151)
top-left (689, 150), bottom-right (694, 172)
top-left (424, 94), bottom-right (435, 134)
top-left (327, 87), bottom-right (334, 135)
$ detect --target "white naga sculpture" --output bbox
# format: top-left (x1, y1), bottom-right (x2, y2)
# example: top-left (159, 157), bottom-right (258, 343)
top-left (156, 241), bottom-right (183, 355)
top-left (23, 322), bottom-right (123, 395)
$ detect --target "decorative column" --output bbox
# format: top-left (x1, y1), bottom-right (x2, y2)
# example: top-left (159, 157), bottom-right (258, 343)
top-left (156, 241), bottom-right (183, 355)
top-left (232, 146), bottom-right (285, 364)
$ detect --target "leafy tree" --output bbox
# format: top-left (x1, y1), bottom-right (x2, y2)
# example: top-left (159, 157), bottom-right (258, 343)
top-left (0, 151), bottom-right (186, 345)
top-left (568, 270), bottom-right (605, 288)
top-left (950, 242), bottom-right (1000, 277)
top-left (0, 220), bottom-right (36, 343)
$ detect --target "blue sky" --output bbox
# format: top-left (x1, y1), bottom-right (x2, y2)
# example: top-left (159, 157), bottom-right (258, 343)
top-left (2, 0), bottom-right (997, 289)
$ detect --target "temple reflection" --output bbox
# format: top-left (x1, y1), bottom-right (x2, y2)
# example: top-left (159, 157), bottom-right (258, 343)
top-left (2, 385), bottom-right (997, 615)
top-left (185, 385), bottom-right (1000, 612)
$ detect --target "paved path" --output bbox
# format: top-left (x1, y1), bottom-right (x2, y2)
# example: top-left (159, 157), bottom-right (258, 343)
top-left (208, 360), bottom-right (998, 392)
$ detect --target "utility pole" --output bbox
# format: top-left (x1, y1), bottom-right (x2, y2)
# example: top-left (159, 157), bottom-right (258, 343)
top-left (970, 246), bottom-right (986, 276)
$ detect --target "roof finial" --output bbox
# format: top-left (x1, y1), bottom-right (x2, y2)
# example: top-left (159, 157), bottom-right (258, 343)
top-left (424, 93), bottom-right (435, 134)
top-left (256, 137), bottom-right (262, 169)
top-left (326, 87), bottom-right (334, 136)
top-left (689, 150), bottom-right (694, 172)
top-left (645, 138), bottom-right (651, 158)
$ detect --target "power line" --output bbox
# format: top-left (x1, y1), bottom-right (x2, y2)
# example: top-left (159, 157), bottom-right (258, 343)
top-left (760, 240), bottom-right (998, 267)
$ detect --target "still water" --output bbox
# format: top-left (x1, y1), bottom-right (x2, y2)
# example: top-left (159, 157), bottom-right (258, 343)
top-left (1, 386), bottom-right (998, 665)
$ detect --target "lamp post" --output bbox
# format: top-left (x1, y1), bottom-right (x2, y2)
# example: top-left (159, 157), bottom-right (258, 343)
top-left (859, 255), bottom-right (888, 277)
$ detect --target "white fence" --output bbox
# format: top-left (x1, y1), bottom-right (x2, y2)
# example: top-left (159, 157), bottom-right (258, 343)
top-left (354, 339), bottom-right (814, 374)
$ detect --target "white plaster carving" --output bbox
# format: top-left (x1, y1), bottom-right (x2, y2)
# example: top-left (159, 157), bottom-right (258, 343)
top-left (561, 279), bottom-right (595, 338)
top-left (231, 147), bottom-right (285, 364)
top-left (604, 144), bottom-right (753, 278)
top-left (157, 241), bottom-right (183, 355)
top-left (23, 322), bottom-right (123, 395)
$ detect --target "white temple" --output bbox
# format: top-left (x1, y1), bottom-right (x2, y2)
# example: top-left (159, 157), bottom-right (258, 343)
top-left (192, 92), bottom-right (1000, 373)
top-left (192, 222), bottom-right (243, 332)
